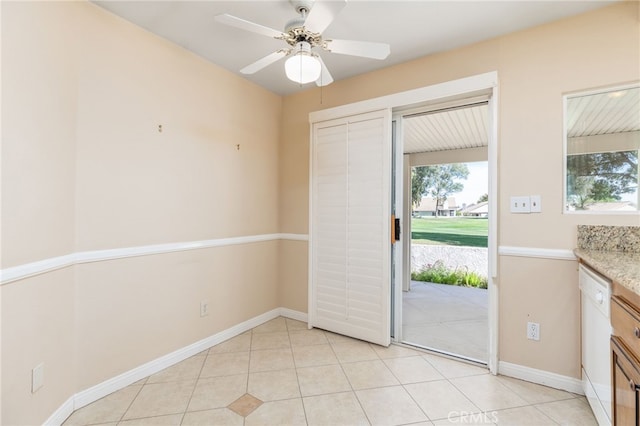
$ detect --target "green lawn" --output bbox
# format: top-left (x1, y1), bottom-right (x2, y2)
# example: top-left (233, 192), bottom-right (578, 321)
top-left (411, 217), bottom-right (488, 247)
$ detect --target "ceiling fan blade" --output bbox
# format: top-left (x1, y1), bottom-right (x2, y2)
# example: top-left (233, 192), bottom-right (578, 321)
top-left (324, 39), bottom-right (390, 60)
top-left (315, 56), bottom-right (334, 87)
top-left (303, 0), bottom-right (346, 34)
top-left (240, 50), bottom-right (288, 74)
top-left (215, 14), bottom-right (283, 39)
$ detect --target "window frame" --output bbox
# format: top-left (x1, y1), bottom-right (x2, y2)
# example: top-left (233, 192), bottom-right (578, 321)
top-left (562, 83), bottom-right (640, 215)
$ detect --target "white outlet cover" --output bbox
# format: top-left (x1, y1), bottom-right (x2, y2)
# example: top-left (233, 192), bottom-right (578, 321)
top-left (32, 363), bottom-right (44, 393)
top-left (527, 322), bottom-right (540, 341)
top-left (530, 195), bottom-right (542, 213)
top-left (200, 300), bottom-right (209, 317)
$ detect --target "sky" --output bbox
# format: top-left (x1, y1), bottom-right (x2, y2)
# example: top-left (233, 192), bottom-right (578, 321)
top-left (452, 161), bottom-right (488, 207)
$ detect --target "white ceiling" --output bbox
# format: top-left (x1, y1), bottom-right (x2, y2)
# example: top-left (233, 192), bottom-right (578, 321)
top-left (93, 0), bottom-right (618, 96)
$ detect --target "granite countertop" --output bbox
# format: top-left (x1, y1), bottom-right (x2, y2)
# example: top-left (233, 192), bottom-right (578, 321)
top-left (575, 225), bottom-right (640, 295)
top-left (574, 248), bottom-right (640, 294)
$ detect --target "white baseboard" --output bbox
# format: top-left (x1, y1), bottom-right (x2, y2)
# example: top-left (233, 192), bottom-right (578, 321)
top-left (44, 397), bottom-right (74, 426)
top-left (46, 308), bottom-right (308, 425)
top-left (279, 307), bottom-right (308, 323)
top-left (498, 361), bottom-right (584, 394)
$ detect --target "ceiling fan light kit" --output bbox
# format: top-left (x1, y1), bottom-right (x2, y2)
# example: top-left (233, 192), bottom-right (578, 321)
top-left (285, 41), bottom-right (321, 84)
top-left (215, 0), bottom-right (390, 88)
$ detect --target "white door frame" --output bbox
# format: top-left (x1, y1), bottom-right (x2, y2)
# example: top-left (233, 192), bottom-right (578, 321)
top-left (309, 71), bottom-right (499, 374)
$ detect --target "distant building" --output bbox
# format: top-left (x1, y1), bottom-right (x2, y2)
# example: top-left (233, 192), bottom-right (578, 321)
top-left (580, 201), bottom-right (636, 212)
top-left (414, 196), bottom-right (458, 217)
top-left (461, 201), bottom-right (489, 217)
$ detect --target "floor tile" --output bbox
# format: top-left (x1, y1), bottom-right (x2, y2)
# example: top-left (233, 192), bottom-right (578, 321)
top-left (181, 408), bottom-right (243, 426)
top-left (65, 317), bottom-right (599, 426)
top-left (245, 398), bottom-right (307, 426)
top-left (292, 344), bottom-right (339, 367)
top-left (534, 397), bottom-right (598, 425)
top-left (249, 348), bottom-right (295, 372)
top-left (331, 341), bottom-right (379, 363)
top-left (285, 318), bottom-right (309, 331)
top-left (496, 375), bottom-right (575, 404)
top-left (248, 369), bottom-right (300, 401)
top-left (383, 356), bottom-right (444, 384)
top-left (121, 380), bottom-right (195, 420)
top-left (228, 393), bottom-right (263, 417)
top-left (422, 354), bottom-right (488, 379)
top-left (147, 356), bottom-right (204, 384)
top-left (63, 385), bottom-right (141, 425)
top-left (200, 351), bottom-right (250, 378)
top-left (432, 414), bottom-right (494, 425)
top-left (303, 392), bottom-right (369, 426)
top-left (289, 329), bottom-right (328, 346)
top-left (296, 364), bottom-right (352, 396)
top-left (252, 317), bottom-right (288, 334)
top-left (187, 374), bottom-right (247, 412)
top-left (356, 386), bottom-right (428, 426)
top-left (341, 359), bottom-right (399, 390)
top-left (118, 413), bottom-right (183, 426)
top-left (371, 344), bottom-right (421, 359)
top-left (405, 380), bottom-right (479, 421)
top-left (208, 334), bottom-right (251, 354)
top-left (251, 331), bottom-right (291, 350)
top-left (494, 405), bottom-right (556, 425)
top-left (325, 331), bottom-right (359, 345)
top-left (450, 374), bottom-right (528, 411)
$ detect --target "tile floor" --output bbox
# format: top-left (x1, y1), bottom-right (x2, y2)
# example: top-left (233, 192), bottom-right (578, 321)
top-left (63, 316), bottom-right (597, 426)
top-left (403, 281), bottom-right (488, 362)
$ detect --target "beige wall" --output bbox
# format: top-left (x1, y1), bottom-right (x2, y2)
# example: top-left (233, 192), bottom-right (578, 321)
top-left (279, 1), bottom-right (640, 378)
top-left (1, 2), bottom-right (281, 424)
top-left (2, 1), bottom-right (639, 424)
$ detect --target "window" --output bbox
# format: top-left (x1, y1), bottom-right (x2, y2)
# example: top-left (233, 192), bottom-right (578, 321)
top-left (564, 85), bottom-right (640, 213)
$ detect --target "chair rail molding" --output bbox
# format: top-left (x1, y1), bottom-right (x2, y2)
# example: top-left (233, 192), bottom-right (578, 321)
top-left (1, 233), bottom-right (309, 285)
top-left (498, 246), bottom-right (576, 261)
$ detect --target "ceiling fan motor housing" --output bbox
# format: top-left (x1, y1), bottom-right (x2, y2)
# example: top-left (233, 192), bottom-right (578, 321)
top-left (282, 0), bottom-right (322, 47)
top-left (291, 0), bottom-right (314, 15)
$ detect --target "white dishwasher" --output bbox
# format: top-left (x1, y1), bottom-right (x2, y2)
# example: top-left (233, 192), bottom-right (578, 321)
top-left (579, 263), bottom-right (612, 426)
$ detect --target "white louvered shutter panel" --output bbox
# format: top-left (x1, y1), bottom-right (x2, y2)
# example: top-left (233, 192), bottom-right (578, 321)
top-left (310, 109), bottom-right (391, 347)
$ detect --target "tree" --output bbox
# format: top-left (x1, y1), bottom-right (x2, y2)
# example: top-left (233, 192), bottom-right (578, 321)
top-left (566, 151), bottom-right (638, 209)
top-left (411, 167), bottom-right (429, 209)
top-left (568, 175), bottom-right (595, 210)
top-left (477, 193), bottom-right (488, 203)
top-left (414, 164), bottom-right (469, 216)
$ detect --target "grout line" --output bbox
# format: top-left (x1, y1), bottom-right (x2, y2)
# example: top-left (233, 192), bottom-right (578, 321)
top-left (116, 380), bottom-right (146, 424)
top-left (178, 354), bottom-right (208, 425)
top-left (289, 326), bottom-right (310, 426)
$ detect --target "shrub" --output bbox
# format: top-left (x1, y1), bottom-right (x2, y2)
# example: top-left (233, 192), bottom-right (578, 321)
top-left (411, 260), bottom-right (488, 289)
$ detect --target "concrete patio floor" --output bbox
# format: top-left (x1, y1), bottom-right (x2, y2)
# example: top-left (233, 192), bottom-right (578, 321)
top-left (402, 281), bottom-right (488, 363)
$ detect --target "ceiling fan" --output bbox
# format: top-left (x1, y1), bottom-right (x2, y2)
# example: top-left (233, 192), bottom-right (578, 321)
top-left (215, 0), bottom-right (391, 86)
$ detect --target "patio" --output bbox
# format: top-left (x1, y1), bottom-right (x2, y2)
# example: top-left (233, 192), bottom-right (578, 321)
top-left (402, 281), bottom-right (488, 363)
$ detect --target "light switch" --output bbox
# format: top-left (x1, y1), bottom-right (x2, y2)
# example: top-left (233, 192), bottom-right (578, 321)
top-left (510, 196), bottom-right (531, 213)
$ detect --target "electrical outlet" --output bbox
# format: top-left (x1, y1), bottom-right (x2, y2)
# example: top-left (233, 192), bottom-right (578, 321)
top-left (200, 300), bottom-right (209, 317)
top-left (32, 363), bottom-right (44, 393)
top-left (527, 322), bottom-right (540, 341)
